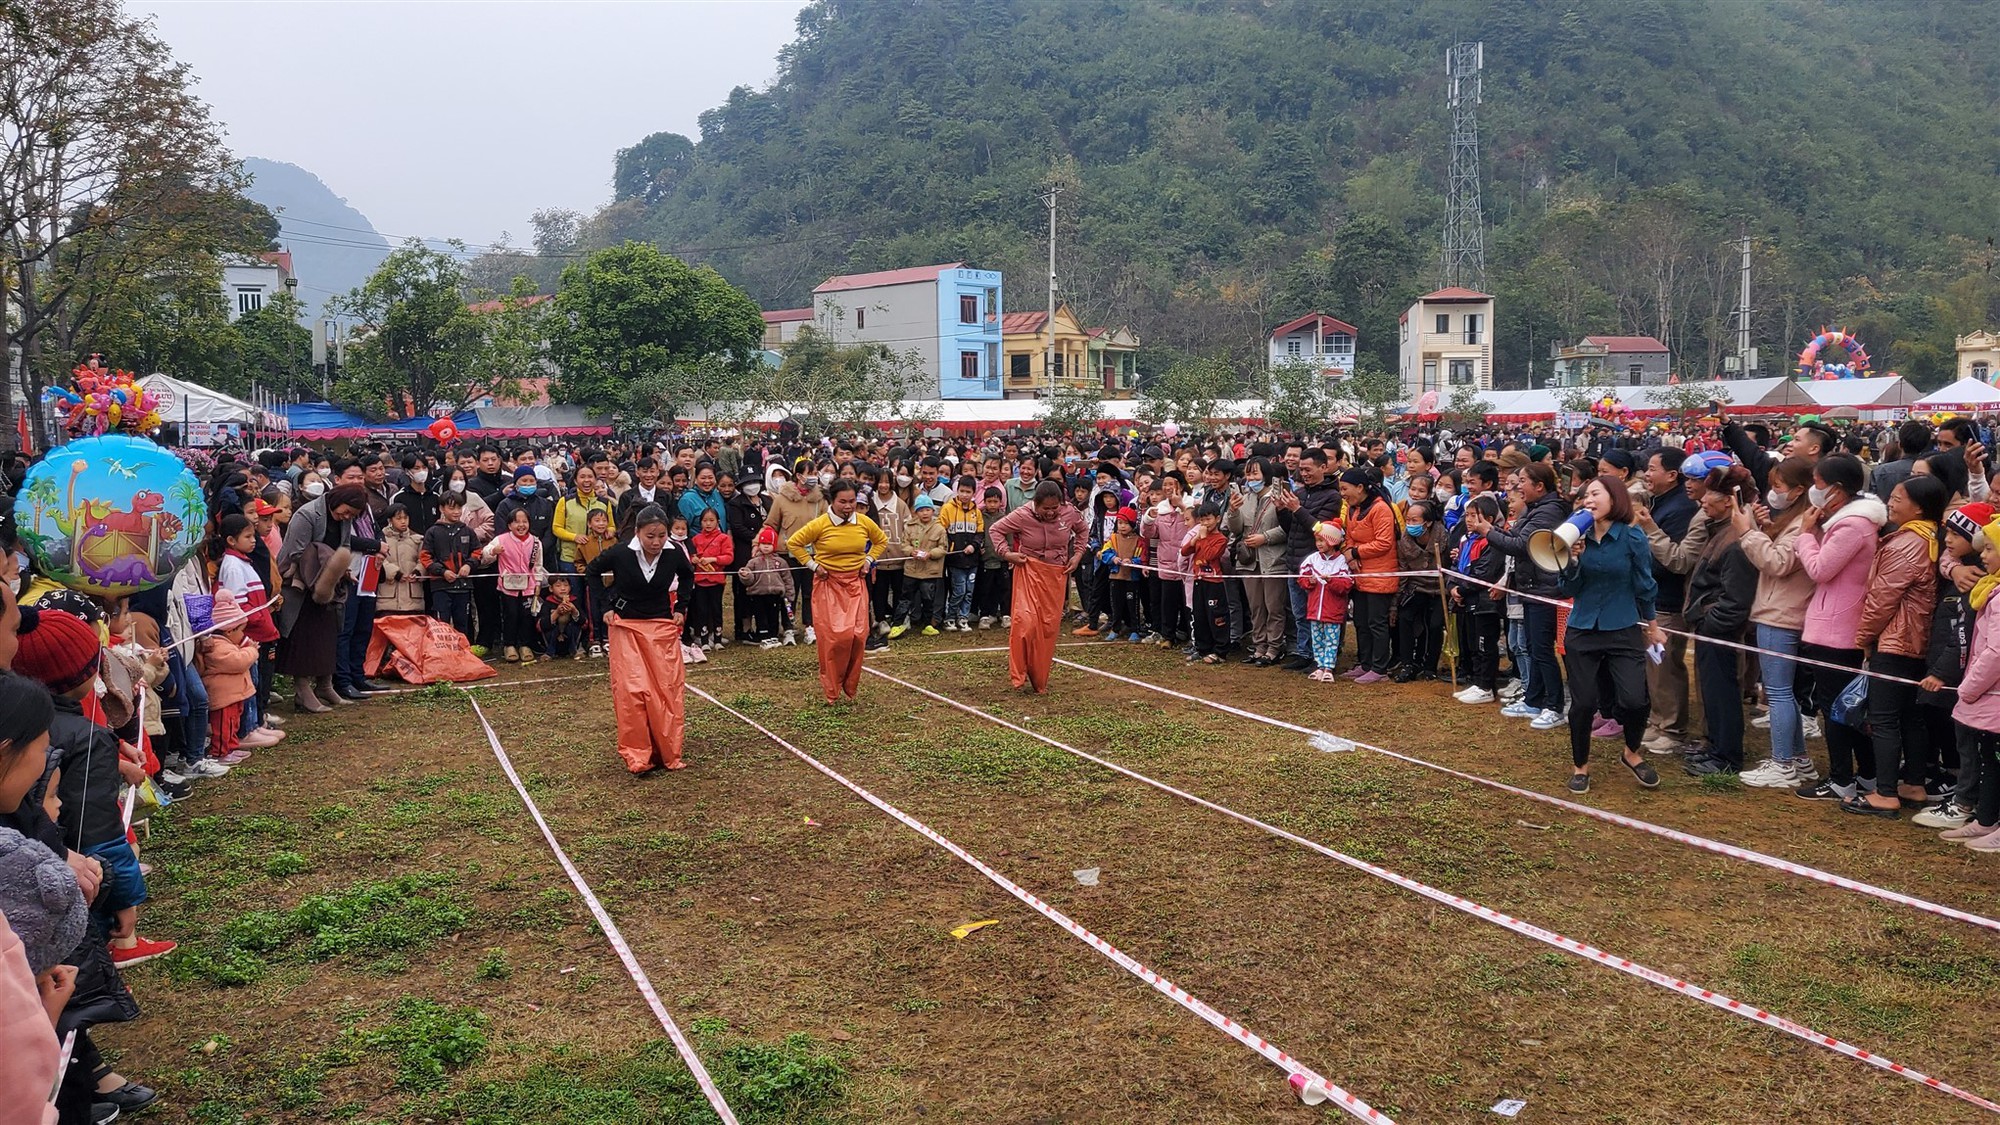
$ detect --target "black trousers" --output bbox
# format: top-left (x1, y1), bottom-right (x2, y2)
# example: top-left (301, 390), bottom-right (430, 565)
top-left (1563, 626), bottom-right (1648, 767)
top-left (748, 594), bottom-right (784, 638)
top-left (1192, 580), bottom-right (1230, 656)
top-left (871, 565), bottom-right (900, 625)
top-left (900, 575), bottom-right (942, 625)
top-left (1108, 578), bottom-right (1142, 634)
top-left (1350, 590), bottom-right (1392, 673)
top-left (1694, 639), bottom-right (1744, 768)
top-left (794, 565), bottom-right (815, 627)
top-left (1466, 612), bottom-right (1501, 691)
top-left (691, 584), bottom-right (724, 638)
top-left (974, 566), bottom-right (1011, 618)
top-left (1800, 643), bottom-right (1871, 785)
top-left (1972, 728), bottom-right (2000, 828)
top-left (473, 574), bottom-right (502, 647)
top-left (1867, 651), bottom-right (1932, 795)
top-left (1155, 575), bottom-right (1189, 641)
top-left (1396, 592), bottom-right (1443, 675)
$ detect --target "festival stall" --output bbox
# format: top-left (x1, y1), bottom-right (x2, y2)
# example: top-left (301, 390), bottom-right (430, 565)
top-left (141, 373), bottom-right (289, 444)
top-left (1912, 377), bottom-right (2000, 413)
top-left (283, 403), bottom-right (611, 443)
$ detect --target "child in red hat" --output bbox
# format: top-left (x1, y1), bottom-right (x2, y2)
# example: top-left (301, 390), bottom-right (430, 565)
top-left (738, 526), bottom-right (795, 649)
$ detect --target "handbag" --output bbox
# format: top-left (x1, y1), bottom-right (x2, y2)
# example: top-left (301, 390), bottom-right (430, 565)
top-left (1829, 671), bottom-right (1870, 728)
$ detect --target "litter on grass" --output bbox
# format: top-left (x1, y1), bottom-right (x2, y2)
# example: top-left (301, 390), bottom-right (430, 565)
top-left (1073, 867), bottom-right (1101, 886)
top-left (1492, 1099), bottom-right (1527, 1117)
top-left (949, 919), bottom-right (1000, 940)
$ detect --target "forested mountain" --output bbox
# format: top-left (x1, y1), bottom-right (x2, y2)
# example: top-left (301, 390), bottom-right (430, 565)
top-left (552, 0), bottom-right (2000, 390)
top-left (242, 158), bottom-right (390, 319)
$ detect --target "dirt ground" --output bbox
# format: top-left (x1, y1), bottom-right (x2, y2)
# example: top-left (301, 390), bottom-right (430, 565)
top-left (101, 631), bottom-right (2000, 1124)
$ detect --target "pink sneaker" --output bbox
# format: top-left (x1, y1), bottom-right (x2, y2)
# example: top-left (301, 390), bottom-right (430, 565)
top-left (1353, 671), bottom-right (1386, 684)
top-left (1941, 820), bottom-right (1998, 842)
top-left (219, 749), bottom-right (253, 765)
top-left (1591, 717), bottom-right (1624, 739)
top-left (1338, 666), bottom-right (1366, 680)
top-left (1964, 825), bottom-right (2000, 852)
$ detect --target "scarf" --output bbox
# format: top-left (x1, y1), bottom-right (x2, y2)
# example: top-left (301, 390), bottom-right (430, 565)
top-left (1901, 519), bottom-right (1942, 563)
top-left (1971, 571), bottom-right (2000, 612)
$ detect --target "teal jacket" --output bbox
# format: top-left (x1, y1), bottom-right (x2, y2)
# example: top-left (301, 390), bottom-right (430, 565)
top-left (1557, 520), bottom-right (1658, 632)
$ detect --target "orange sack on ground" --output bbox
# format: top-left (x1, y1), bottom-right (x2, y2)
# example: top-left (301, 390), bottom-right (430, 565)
top-left (1009, 557), bottom-right (1065, 693)
top-left (813, 569), bottom-right (869, 703)
top-left (607, 615), bottom-right (687, 772)
top-left (365, 614), bottom-right (499, 685)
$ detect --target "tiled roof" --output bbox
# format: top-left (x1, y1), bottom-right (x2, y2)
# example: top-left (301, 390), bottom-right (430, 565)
top-left (1581, 335), bottom-right (1670, 353)
top-left (1421, 286), bottom-right (1492, 300)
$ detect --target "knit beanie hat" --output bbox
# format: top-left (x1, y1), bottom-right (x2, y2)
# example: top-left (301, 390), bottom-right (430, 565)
top-left (1497, 449), bottom-right (1530, 472)
top-left (210, 587), bottom-right (249, 632)
top-left (1116, 506), bottom-right (1138, 524)
top-left (755, 526), bottom-right (777, 549)
top-left (0, 827), bottom-right (88, 976)
top-left (914, 495), bottom-right (935, 510)
top-left (12, 609), bottom-right (99, 695)
top-left (1946, 502), bottom-right (1997, 549)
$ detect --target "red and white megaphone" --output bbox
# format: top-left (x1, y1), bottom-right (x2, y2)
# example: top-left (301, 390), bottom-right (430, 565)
top-left (1528, 510), bottom-right (1594, 572)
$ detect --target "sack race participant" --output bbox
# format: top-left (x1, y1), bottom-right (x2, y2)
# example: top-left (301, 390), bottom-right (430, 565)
top-left (585, 505), bottom-right (697, 774)
top-left (786, 479), bottom-right (886, 704)
top-left (988, 480), bottom-right (1089, 693)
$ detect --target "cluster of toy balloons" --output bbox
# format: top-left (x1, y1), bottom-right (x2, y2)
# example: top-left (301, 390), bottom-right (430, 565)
top-left (1797, 329), bottom-right (1873, 380)
top-left (42, 358), bottom-right (163, 437)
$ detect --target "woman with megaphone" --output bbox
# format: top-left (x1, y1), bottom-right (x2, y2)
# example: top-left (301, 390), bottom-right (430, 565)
top-left (1554, 475), bottom-right (1668, 794)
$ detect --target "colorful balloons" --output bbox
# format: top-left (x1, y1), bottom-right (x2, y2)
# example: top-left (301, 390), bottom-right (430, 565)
top-left (15, 434), bottom-right (206, 597)
top-left (1796, 329), bottom-right (1872, 380)
top-left (42, 357), bottom-right (163, 437)
top-left (427, 417), bottom-right (459, 445)
top-left (1159, 422), bottom-right (1180, 439)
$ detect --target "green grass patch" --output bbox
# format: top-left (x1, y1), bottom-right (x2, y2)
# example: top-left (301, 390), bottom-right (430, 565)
top-left (358, 998), bottom-right (489, 1089)
top-left (171, 873), bottom-right (471, 987)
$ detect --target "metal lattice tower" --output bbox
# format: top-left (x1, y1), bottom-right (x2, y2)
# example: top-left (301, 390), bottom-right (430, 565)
top-left (1442, 41), bottom-right (1487, 291)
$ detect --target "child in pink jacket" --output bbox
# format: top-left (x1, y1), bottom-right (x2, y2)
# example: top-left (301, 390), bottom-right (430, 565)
top-left (1945, 515), bottom-right (2000, 851)
top-left (1790, 457), bottom-right (1886, 801)
top-left (197, 588), bottom-right (261, 765)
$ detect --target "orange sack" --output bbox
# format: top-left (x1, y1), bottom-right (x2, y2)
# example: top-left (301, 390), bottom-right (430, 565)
top-left (365, 614), bottom-right (498, 685)
top-left (607, 615), bottom-right (687, 772)
top-left (813, 569), bottom-right (869, 703)
top-left (1009, 557), bottom-right (1065, 693)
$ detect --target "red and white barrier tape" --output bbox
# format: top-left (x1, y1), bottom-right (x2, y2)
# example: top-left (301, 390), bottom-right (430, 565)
top-left (868, 664), bottom-right (2000, 1113)
top-left (1051, 657), bottom-right (2000, 937)
top-left (685, 684), bottom-right (1385, 1120)
top-left (464, 696), bottom-right (740, 1124)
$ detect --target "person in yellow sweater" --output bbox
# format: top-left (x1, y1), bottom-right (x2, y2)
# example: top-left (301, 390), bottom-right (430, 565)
top-left (786, 478), bottom-right (887, 703)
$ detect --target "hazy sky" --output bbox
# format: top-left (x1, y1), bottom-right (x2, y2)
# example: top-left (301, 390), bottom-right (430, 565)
top-left (131, 0), bottom-right (807, 248)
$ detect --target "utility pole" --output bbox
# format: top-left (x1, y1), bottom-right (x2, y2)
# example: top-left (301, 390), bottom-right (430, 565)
top-left (1042, 184), bottom-right (1061, 398)
top-left (1735, 231), bottom-right (1754, 379)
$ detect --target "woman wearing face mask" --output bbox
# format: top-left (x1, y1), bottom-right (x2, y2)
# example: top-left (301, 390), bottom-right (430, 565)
top-left (1792, 454), bottom-right (1889, 802)
top-left (586, 505), bottom-right (696, 774)
top-left (1847, 474), bottom-right (1950, 817)
top-left (1732, 457), bottom-right (1821, 789)
top-left (1226, 457), bottom-right (1289, 666)
top-left (764, 465), bottom-right (826, 645)
top-left (395, 456), bottom-right (440, 533)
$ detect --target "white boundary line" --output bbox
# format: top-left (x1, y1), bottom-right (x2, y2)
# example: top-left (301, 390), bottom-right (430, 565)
top-left (1049, 655), bottom-right (2000, 936)
top-left (686, 684), bottom-right (1386, 1120)
top-left (465, 696), bottom-right (740, 1124)
top-left (866, 665), bottom-right (2000, 1114)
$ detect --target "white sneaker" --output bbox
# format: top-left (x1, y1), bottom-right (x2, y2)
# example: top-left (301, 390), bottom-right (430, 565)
top-left (1790, 757), bottom-right (1821, 782)
top-left (1802, 716), bottom-right (1823, 739)
top-left (1739, 758), bottom-right (1794, 789)
top-left (978, 616), bottom-right (996, 629)
top-left (1529, 708), bottom-right (1566, 730)
top-left (1912, 801), bottom-right (1973, 829)
top-left (1750, 712), bottom-right (1772, 729)
top-left (804, 626), bottom-right (816, 644)
top-left (782, 630), bottom-right (797, 646)
top-left (1000, 615), bottom-right (1012, 628)
top-left (758, 638), bottom-right (781, 650)
top-left (1500, 700), bottom-right (1537, 719)
top-left (159, 769), bottom-right (190, 787)
top-left (186, 758), bottom-right (230, 778)
top-left (1455, 686), bottom-right (1496, 704)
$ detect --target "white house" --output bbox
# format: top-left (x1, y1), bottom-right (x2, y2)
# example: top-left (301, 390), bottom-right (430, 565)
top-left (1267, 312), bottom-right (1357, 378)
top-left (1398, 286), bottom-right (1495, 399)
top-left (221, 250), bottom-right (294, 322)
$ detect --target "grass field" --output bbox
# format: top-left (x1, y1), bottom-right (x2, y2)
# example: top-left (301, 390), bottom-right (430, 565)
top-left (100, 632), bottom-right (2000, 1123)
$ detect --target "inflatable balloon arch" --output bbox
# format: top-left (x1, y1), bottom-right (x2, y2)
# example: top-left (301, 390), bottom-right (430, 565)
top-left (1796, 328), bottom-right (1882, 381)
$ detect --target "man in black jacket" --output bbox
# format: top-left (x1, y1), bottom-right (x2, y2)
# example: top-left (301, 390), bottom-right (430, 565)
top-left (1635, 449), bottom-right (1704, 752)
top-left (1274, 449), bottom-right (1344, 670)
top-left (1482, 463), bottom-right (1569, 725)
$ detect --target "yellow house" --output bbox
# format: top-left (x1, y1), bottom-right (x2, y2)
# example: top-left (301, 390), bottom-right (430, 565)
top-left (1001, 304), bottom-right (1140, 399)
top-left (1957, 331), bottom-right (2000, 383)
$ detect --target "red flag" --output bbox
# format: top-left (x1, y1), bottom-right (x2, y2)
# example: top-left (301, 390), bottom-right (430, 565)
top-left (15, 412), bottom-right (32, 455)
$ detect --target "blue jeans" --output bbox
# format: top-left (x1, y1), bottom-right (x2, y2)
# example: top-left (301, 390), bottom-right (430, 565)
top-left (338, 594), bottom-right (378, 690)
top-left (166, 648), bottom-right (208, 761)
top-left (1755, 623), bottom-right (1804, 763)
top-left (1288, 579), bottom-right (1312, 658)
top-left (1508, 613), bottom-right (1529, 695)
top-left (1522, 600), bottom-right (1563, 713)
top-left (947, 567), bottom-right (977, 621)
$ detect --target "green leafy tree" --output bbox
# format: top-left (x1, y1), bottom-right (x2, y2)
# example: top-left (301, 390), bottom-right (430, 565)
top-left (331, 241), bottom-right (487, 419)
top-left (546, 242), bottom-right (764, 412)
top-left (614, 132), bottom-right (696, 205)
top-left (1340, 357), bottom-right (1404, 429)
top-left (1137, 355), bottom-right (1235, 429)
top-left (1440, 383), bottom-right (1494, 431)
top-left (1262, 359), bottom-right (1335, 436)
top-left (1645, 381), bottom-right (1730, 419)
top-left (758, 327), bottom-right (892, 434)
top-left (1038, 384), bottom-right (1106, 437)
top-left (623, 353), bottom-right (757, 430)
top-left (235, 290), bottom-right (313, 399)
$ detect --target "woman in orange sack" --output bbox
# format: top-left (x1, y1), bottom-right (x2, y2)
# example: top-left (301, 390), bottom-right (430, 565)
top-left (786, 478), bottom-right (887, 704)
top-left (987, 480), bottom-right (1089, 692)
top-left (585, 504), bottom-right (697, 775)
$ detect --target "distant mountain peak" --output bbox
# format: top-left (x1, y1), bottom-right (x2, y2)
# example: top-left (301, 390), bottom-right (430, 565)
top-left (240, 157), bottom-right (390, 317)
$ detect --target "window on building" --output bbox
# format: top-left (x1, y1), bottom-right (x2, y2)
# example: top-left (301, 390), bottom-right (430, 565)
top-left (1464, 313), bottom-right (1484, 345)
top-left (236, 288), bottom-right (262, 316)
top-left (985, 288), bottom-right (999, 321)
top-left (960, 350), bottom-right (980, 380)
top-left (1286, 338), bottom-right (1302, 356)
top-left (1629, 363), bottom-right (1644, 380)
top-left (1401, 320), bottom-right (1409, 342)
top-left (1449, 359), bottom-right (1476, 385)
top-left (855, 308), bottom-right (865, 329)
top-left (1010, 353), bottom-right (1031, 379)
top-left (1977, 362), bottom-right (1992, 382)
top-left (1423, 361), bottom-right (1438, 390)
top-left (1052, 354), bottom-right (1066, 378)
top-left (960, 295), bottom-right (978, 324)
top-left (1434, 313), bottom-right (1450, 335)
top-left (1327, 333), bottom-right (1352, 354)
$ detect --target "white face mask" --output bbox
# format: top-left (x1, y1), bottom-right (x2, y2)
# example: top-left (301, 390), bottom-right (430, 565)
top-left (818, 472), bottom-right (835, 488)
top-left (741, 482), bottom-right (761, 497)
top-left (304, 479), bottom-right (326, 497)
top-left (411, 470), bottom-right (428, 485)
top-left (896, 474), bottom-right (913, 488)
top-left (1808, 485), bottom-right (1831, 509)
top-left (1765, 487), bottom-right (1791, 511)
top-left (449, 479), bottom-right (466, 493)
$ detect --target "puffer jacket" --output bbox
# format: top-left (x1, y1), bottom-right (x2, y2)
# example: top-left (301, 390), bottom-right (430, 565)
top-left (1856, 524), bottom-right (1939, 658)
top-left (903, 518), bottom-right (949, 580)
top-left (1343, 495), bottom-right (1400, 596)
top-left (376, 525), bottom-right (428, 613)
top-left (1682, 522), bottom-right (1758, 640)
top-left (1483, 492), bottom-right (1569, 597)
top-left (1396, 522), bottom-right (1444, 599)
top-left (1278, 478), bottom-right (1344, 565)
top-left (1141, 498), bottom-right (1194, 580)
top-left (1795, 497), bottom-right (1888, 649)
top-left (1738, 513), bottom-right (1811, 632)
top-left (1952, 595), bottom-right (2000, 733)
top-left (1227, 487), bottom-right (1288, 574)
top-left (738, 549), bottom-right (795, 599)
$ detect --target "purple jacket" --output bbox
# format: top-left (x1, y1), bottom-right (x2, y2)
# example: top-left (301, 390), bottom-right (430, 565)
top-left (1793, 497), bottom-right (1887, 650)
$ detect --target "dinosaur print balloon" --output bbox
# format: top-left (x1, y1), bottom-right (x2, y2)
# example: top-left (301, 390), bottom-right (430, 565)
top-left (16, 434), bottom-right (207, 596)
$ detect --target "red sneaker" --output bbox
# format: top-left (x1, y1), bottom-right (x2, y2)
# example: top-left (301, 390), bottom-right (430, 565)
top-left (110, 935), bottom-right (178, 967)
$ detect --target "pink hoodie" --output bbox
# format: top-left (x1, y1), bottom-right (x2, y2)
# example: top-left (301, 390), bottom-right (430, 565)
top-left (0, 918), bottom-right (59, 1125)
top-left (1793, 496), bottom-right (1887, 650)
top-left (1954, 596), bottom-right (2000, 735)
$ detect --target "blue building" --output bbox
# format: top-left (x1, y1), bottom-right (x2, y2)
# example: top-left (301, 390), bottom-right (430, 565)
top-left (811, 263), bottom-right (1003, 400)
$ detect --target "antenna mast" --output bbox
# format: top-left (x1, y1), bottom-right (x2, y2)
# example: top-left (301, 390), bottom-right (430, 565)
top-left (1442, 41), bottom-right (1487, 291)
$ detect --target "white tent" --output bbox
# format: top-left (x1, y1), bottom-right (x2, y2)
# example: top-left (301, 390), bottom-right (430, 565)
top-left (141, 374), bottom-right (284, 429)
top-left (1802, 376), bottom-right (1917, 411)
top-left (1913, 377), bottom-right (2000, 411)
